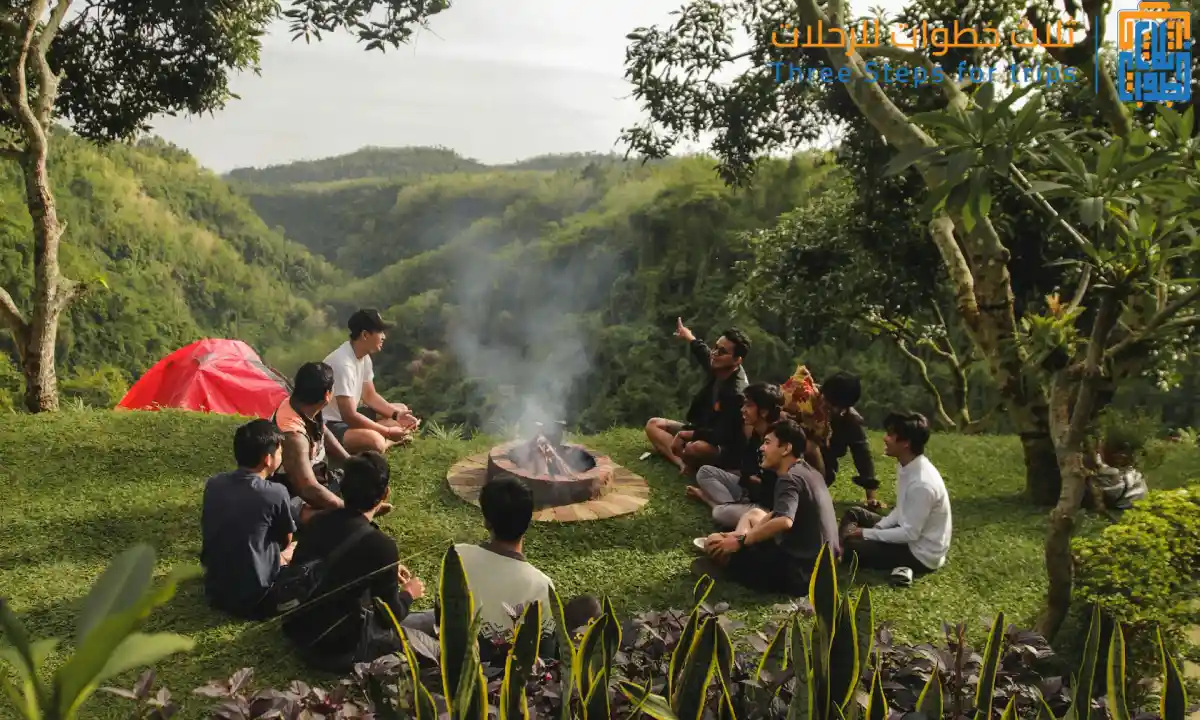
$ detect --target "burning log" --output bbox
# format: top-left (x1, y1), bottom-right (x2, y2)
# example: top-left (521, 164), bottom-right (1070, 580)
top-left (511, 421), bottom-right (578, 480)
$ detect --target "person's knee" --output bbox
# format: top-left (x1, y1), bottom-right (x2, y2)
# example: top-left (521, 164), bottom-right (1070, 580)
top-left (682, 442), bottom-right (717, 465)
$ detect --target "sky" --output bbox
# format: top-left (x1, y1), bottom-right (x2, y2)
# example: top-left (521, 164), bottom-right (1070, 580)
top-left (147, 0), bottom-right (1131, 175)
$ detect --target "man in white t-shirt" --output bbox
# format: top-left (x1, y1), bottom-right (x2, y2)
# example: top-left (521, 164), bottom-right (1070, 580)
top-left (322, 308), bottom-right (420, 454)
top-left (840, 411), bottom-right (952, 582)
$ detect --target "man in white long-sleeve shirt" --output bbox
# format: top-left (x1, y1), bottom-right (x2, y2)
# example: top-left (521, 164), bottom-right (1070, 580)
top-left (840, 411), bottom-right (951, 576)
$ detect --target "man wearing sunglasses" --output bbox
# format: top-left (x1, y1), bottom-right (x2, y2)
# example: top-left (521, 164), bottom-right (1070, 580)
top-left (645, 318), bottom-right (751, 476)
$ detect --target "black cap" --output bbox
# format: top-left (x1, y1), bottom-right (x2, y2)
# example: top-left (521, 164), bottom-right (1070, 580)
top-left (348, 308), bottom-right (393, 335)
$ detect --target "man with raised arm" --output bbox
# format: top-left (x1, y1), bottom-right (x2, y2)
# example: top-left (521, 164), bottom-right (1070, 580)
top-left (323, 308), bottom-right (421, 454)
top-left (645, 317), bottom-right (750, 476)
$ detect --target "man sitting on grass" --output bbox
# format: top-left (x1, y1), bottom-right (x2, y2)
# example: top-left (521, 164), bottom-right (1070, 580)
top-left (323, 308), bottom-right (421, 455)
top-left (840, 411), bottom-right (951, 584)
top-left (645, 318), bottom-right (750, 476)
top-left (200, 419), bottom-right (297, 620)
top-left (403, 477), bottom-right (601, 661)
top-left (688, 382), bottom-right (784, 528)
top-left (282, 452), bottom-right (426, 672)
top-left (697, 419), bottom-right (840, 596)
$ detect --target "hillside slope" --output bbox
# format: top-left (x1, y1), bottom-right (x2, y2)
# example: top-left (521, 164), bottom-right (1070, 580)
top-left (0, 133), bottom-right (344, 408)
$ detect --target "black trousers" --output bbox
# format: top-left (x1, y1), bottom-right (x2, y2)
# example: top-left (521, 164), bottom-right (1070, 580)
top-left (839, 507), bottom-right (933, 573)
top-left (726, 541), bottom-right (810, 597)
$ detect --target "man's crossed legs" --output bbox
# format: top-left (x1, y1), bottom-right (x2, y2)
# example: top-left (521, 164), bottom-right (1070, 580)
top-left (645, 417), bottom-right (720, 476)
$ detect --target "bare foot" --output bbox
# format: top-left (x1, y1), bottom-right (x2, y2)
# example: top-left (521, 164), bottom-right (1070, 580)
top-left (685, 486), bottom-right (703, 500)
top-left (376, 502), bottom-right (394, 517)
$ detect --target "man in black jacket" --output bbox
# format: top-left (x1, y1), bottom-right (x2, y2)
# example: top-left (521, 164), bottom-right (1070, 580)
top-left (645, 318), bottom-right (750, 476)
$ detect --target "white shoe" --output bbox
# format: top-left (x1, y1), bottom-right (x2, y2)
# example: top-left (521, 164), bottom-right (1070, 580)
top-left (890, 566), bottom-right (914, 587)
top-left (693, 537), bottom-right (707, 552)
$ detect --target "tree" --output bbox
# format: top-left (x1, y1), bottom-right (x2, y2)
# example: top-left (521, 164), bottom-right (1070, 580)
top-left (0, 0), bottom-right (449, 412)
top-left (622, 0), bottom-right (1200, 636)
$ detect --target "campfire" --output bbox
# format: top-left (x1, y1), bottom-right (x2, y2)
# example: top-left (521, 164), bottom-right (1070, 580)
top-left (509, 421), bottom-right (579, 480)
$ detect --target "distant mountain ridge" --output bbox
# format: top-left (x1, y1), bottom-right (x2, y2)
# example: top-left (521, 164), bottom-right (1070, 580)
top-left (225, 146), bottom-right (628, 187)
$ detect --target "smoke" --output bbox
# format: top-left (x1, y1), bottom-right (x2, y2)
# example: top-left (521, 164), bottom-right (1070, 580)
top-left (448, 236), bottom-right (615, 436)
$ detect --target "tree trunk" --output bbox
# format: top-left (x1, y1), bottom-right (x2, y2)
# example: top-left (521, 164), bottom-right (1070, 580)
top-left (15, 128), bottom-right (69, 413)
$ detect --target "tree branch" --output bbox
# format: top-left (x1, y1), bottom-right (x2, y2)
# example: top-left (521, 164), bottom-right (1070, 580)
top-left (890, 336), bottom-right (957, 429)
top-left (1006, 165), bottom-right (1093, 257)
top-left (0, 286), bottom-right (28, 334)
top-left (1066, 288), bottom-right (1123, 449)
top-left (1065, 266), bottom-right (1092, 315)
top-left (857, 45), bottom-right (968, 110)
top-left (9, 0), bottom-right (50, 144)
top-left (1106, 285), bottom-right (1200, 361)
top-left (32, 0), bottom-right (71, 126)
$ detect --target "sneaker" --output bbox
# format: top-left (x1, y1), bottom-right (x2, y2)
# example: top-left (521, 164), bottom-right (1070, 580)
top-left (693, 537), bottom-right (708, 552)
top-left (890, 566), bottom-right (914, 587)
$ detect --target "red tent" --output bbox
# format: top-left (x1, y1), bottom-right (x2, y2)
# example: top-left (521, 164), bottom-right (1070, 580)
top-left (117, 339), bottom-right (290, 418)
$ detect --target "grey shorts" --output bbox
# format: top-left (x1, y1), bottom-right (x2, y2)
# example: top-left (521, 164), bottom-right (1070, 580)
top-left (327, 421), bottom-right (350, 445)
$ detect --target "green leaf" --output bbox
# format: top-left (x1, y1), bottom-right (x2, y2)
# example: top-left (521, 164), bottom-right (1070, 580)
top-left (75, 545), bottom-right (156, 646)
top-left (916, 663), bottom-right (943, 717)
top-left (619, 680), bottom-right (680, 720)
top-left (502, 602), bottom-right (543, 720)
top-left (714, 621), bottom-right (737, 720)
top-left (451, 609), bottom-right (488, 720)
top-left (866, 665), bottom-right (887, 720)
top-left (1012, 93), bottom-right (1045, 141)
top-left (1158, 627), bottom-right (1188, 720)
top-left (55, 563), bottom-right (196, 719)
top-left (787, 618), bottom-right (813, 720)
top-left (0, 640), bottom-right (56, 720)
top-left (577, 613), bottom-right (607, 704)
top-left (755, 621), bottom-right (789, 683)
top-left (692, 575), bottom-right (716, 608)
top-left (808, 544), bottom-right (837, 635)
top-left (918, 181), bottom-right (956, 219)
top-left (1107, 623), bottom-right (1129, 720)
top-left (1074, 605), bottom-right (1103, 716)
top-left (545, 587), bottom-right (576, 720)
top-left (828, 600), bottom-right (860, 711)
top-left (669, 608), bottom-right (701, 700)
top-left (94, 633), bottom-right (192, 685)
top-left (854, 588), bottom-right (874, 670)
top-left (949, 182), bottom-right (975, 232)
top-left (974, 81), bottom-right (996, 110)
top-left (969, 169), bottom-right (992, 223)
top-left (438, 545), bottom-right (475, 708)
top-left (1078, 197), bottom-right (1105, 227)
top-left (972, 613), bottom-right (1005, 719)
top-left (674, 618), bottom-right (718, 720)
top-left (883, 146), bottom-right (942, 178)
top-left (944, 150), bottom-right (977, 186)
top-left (910, 110), bottom-right (974, 139)
top-left (1026, 180), bottom-right (1072, 195)
top-left (999, 695), bottom-right (1019, 720)
top-left (377, 598), bottom-right (437, 720)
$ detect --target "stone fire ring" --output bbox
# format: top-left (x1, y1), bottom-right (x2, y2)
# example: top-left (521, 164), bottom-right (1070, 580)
top-left (445, 444), bottom-right (650, 523)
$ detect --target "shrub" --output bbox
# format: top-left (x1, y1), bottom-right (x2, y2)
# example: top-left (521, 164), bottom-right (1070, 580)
top-left (94, 545), bottom-right (1193, 720)
top-left (59, 364), bottom-right (130, 408)
top-left (1073, 484), bottom-right (1200, 702)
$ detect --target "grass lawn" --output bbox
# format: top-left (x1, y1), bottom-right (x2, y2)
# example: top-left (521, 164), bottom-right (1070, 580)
top-left (1, 409), bottom-right (1197, 718)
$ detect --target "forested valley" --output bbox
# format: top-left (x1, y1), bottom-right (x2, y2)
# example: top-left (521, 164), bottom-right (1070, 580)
top-left (1, 138), bottom-right (1196, 434)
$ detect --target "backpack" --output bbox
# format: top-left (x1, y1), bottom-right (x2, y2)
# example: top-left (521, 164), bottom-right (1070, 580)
top-left (272, 524), bottom-right (373, 615)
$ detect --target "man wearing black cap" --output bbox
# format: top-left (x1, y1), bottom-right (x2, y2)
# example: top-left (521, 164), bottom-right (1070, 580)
top-left (322, 308), bottom-right (420, 454)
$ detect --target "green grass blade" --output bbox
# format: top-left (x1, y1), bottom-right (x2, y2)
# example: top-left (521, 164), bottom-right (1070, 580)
top-left (972, 612), bottom-right (1005, 720)
top-left (1106, 622), bottom-right (1129, 720)
top-left (1158, 627), bottom-right (1188, 720)
top-left (999, 695), bottom-right (1018, 720)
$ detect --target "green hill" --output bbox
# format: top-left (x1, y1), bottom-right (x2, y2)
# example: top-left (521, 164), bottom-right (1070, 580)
top-left (0, 133), bottom-right (344, 409)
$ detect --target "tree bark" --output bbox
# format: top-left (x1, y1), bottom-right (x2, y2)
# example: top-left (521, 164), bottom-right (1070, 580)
top-left (0, 0), bottom-right (78, 413)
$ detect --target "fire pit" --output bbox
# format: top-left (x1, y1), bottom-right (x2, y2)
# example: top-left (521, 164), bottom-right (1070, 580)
top-left (446, 420), bottom-right (650, 523)
top-left (486, 421), bottom-right (616, 508)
